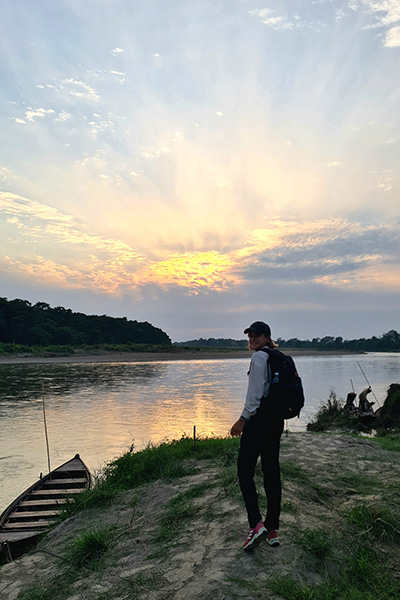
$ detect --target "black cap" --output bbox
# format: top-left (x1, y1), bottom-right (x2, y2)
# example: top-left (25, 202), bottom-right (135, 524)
top-left (244, 321), bottom-right (271, 337)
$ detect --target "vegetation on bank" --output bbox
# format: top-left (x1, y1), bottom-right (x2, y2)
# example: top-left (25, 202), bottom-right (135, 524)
top-left (308, 384), bottom-right (400, 435)
top-left (9, 433), bottom-right (400, 600)
top-left (176, 329), bottom-right (400, 352)
top-left (0, 342), bottom-right (174, 356)
top-left (0, 297), bottom-right (170, 347)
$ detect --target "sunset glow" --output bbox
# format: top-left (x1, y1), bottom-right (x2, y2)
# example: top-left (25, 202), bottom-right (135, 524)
top-left (1, 0), bottom-right (399, 340)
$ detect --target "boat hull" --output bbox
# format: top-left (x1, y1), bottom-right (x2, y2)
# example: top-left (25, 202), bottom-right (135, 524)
top-left (0, 454), bottom-right (90, 563)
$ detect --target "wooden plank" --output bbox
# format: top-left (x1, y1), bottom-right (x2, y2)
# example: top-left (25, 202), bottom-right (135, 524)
top-left (56, 459), bottom-right (86, 471)
top-left (30, 488), bottom-right (83, 496)
top-left (42, 478), bottom-right (88, 485)
top-left (2, 521), bottom-right (54, 529)
top-left (8, 511), bottom-right (60, 519)
top-left (19, 499), bottom-right (67, 507)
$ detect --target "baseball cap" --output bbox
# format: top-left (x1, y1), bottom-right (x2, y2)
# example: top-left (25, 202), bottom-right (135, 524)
top-left (244, 321), bottom-right (271, 337)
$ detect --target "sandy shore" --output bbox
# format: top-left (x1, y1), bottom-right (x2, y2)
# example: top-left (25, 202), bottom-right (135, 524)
top-left (1, 432), bottom-right (398, 600)
top-left (0, 348), bottom-right (361, 364)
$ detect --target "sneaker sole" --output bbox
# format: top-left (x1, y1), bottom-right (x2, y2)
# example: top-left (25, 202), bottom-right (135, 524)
top-left (266, 538), bottom-right (280, 547)
top-left (243, 530), bottom-right (267, 552)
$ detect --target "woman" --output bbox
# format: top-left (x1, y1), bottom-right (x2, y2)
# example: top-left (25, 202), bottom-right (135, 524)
top-left (230, 321), bottom-right (284, 551)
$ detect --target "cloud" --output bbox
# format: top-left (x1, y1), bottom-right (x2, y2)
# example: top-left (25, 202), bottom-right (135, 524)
top-left (2, 194), bottom-right (398, 298)
top-left (361, 0), bottom-right (400, 46)
top-left (0, 167), bottom-right (18, 182)
top-left (111, 47), bottom-right (124, 55)
top-left (385, 24), bottom-right (400, 46)
top-left (25, 108), bottom-right (55, 123)
top-left (62, 79), bottom-right (100, 101)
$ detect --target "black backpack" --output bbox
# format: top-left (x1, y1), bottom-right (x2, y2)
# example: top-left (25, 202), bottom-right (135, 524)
top-left (260, 348), bottom-right (305, 419)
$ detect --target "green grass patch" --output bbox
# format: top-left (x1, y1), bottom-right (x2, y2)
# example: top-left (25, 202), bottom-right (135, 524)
top-left (371, 433), bottom-right (400, 452)
top-left (346, 503), bottom-right (399, 542)
top-left (64, 525), bottom-right (115, 570)
top-left (281, 460), bottom-right (309, 484)
top-left (298, 527), bottom-right (335, 560)
top-left (104, 436), bottom-right (239, 490)
top-left (337, 472), bottom-right (379, 494)
top-left (16, 571), bottom-right (75, 600)
top-left (58, 436), bottom-right (240, 519)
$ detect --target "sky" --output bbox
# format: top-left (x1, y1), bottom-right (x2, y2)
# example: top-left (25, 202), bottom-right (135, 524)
top-left (1, 0), bottom-right (399, 342)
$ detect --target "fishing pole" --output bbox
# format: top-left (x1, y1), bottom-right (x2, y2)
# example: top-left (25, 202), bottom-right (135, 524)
top-left (356, 362), bottom-right (381, 408)
top-left (350, 379), bottom-right (355, 394)
top-left (42, 381), bottom-right (52, 473)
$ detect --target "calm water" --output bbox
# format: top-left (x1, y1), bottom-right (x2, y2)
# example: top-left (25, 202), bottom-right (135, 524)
top-left (0, 353), bottom-right (399, 512)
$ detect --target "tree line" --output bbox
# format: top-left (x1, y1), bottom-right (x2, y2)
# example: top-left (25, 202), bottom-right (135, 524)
top-left (0, 298), bottom-right (171, 347)
top-left (175, 330), bottom-right (400, 352)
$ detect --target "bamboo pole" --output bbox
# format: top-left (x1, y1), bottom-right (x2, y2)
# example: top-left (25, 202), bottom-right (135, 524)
top-left (356, 362), bottom-right (381, 408)
top-left (41, 381), bottom-right (51, 473)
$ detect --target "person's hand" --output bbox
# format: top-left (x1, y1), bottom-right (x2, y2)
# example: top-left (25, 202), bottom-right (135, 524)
top-left (230, 419), bottom-right (245, 437)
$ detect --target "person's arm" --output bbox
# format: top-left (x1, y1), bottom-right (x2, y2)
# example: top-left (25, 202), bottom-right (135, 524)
top-left (241, 351), bottom-right (269, 420)
top-left (230, 351), bottom-right (269, 436)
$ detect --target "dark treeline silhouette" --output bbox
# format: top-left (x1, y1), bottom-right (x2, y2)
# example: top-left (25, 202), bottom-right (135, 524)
top-left (174, 338), bottom-right (248, 348)
top-left (176, 331), bottom-right (400, 352)
top-left (0, 298), bottom-right (171, 347)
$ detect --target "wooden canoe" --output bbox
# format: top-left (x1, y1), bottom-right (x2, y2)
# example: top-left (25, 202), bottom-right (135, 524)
top-left (0, 454), bottom-right (91, 563)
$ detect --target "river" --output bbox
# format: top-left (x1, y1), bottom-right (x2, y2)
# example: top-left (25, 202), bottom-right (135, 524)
top-left (0, 352), bottom-right (399, 512)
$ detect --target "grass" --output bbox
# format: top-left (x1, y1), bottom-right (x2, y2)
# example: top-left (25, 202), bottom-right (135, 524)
top-left (15, 571), bottom-right (75, 600)
top-left (281, 460), bottom-right (309, 484)
top-left (63, 525), bottom-right (115, 570)
top-left (346, 503), bottom-right (400, 542)
top-left (307, 391), bottom-right (365, 433)
top-left (59, 436), bottom-right (240, 520)
top-left (297, 527), bottom-right (334, 560)
top-left (371, 432), bottom-right (400, 452)
top-left (153, 482), bottom-right (212, 550)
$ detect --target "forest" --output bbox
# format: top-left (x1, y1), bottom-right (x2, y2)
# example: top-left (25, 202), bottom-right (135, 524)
top-left (175, 330), bottom-right (400, 352)
top-left (0, 298), bottom-right (171, 347)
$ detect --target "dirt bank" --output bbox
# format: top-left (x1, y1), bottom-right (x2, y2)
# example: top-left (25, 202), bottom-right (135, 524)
top-left (0, 349), bottom-right (361, 365)
top-left (1, 431), bottom-right (398, 600)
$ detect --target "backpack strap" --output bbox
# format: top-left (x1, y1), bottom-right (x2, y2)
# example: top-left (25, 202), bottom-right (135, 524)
top-left (259, 347), bottom-right (273, 383)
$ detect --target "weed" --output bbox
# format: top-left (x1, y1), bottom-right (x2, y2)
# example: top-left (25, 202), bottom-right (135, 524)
top-left (281, 460), bottom-right (309, 483)
top-left (64, 525), bottom-right (115, 570)
top-left (372, 433), bottom-right (400, 452)
top-left (16, 571), bottom-right (74, 600)
top-left (282, 499), bottom-right (298, 513)
top-left (346, 503), bottom-right (399, 542)
top-left (337, 472), bottom-right (379, 494)
top-left (307, 391), bottom-right (365, 433)
top-left (298, 527), bottom-right (333, 560)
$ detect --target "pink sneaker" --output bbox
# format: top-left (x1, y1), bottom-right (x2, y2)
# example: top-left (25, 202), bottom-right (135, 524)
top-left (242, 521), bottom-right (267, 551)
top-left (266, 529), bottom-right (280, 547)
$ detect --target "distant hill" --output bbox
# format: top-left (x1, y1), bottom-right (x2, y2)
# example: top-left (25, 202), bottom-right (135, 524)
top-left (175, 331), bottom-right (400, 352)
top-left (0, 297), bottom-right (171, 347)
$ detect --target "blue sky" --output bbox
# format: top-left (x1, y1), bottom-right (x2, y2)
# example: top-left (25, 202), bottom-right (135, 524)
top-left (1, 0), bottom-right (399, 341)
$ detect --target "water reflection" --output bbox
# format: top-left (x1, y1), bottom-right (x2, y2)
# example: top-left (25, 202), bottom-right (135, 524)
top-left (0, 354), bottom-right (399, 513)
top-left (0, 362), bottom-right (166, 404)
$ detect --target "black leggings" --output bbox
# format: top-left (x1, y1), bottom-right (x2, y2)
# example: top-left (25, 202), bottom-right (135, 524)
top-left (237, 413), bottom-right (284, 530)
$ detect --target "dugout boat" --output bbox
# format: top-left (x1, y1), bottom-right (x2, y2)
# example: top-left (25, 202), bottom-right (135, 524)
top-left (0, 454), bottom-right (91, 563)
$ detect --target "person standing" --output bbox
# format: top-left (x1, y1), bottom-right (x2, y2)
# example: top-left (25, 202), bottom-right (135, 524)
top-left (231, 321), bottom-right (284, 551)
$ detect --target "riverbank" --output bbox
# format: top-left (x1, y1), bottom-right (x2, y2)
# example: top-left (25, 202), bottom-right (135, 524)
top-left (0, 348), bottom-right (362, 364)
top-left (1, 432), bottom-right (399, 600)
